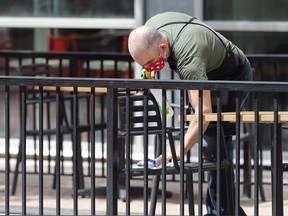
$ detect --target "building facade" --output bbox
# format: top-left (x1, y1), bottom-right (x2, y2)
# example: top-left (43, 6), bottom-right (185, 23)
top-left (0, 0), bottom-right (287, 54)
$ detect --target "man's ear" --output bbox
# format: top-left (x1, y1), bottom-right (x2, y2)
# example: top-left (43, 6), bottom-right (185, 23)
top-left (159, 43), bottom-right (167, 52)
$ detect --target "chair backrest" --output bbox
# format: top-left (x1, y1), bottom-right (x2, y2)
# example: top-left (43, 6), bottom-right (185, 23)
top-left (118, 91), bottom-right (162, 133)
top-left (16, 63), bottom-right (59, 96)
top-left (16, 63), bottom-right (70, 127)
top-left (16, 63), bottom-right (58, 77)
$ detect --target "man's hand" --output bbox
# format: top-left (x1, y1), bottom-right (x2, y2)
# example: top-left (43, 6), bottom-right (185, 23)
top-left (150, 71), bottom-right (156, 79)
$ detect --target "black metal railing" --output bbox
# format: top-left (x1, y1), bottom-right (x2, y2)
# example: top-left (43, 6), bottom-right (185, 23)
top-left (0, 51), bottom-right (288, 215)
top-left (0, 75), bottom-right (287, 216)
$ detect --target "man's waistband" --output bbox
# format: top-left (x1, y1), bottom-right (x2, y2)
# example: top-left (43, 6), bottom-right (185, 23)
top-left (207, 51), bottom-right (244, 80)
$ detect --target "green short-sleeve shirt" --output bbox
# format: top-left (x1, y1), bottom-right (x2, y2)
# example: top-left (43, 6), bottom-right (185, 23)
top-left (145, 12), bottom-right (245, 81)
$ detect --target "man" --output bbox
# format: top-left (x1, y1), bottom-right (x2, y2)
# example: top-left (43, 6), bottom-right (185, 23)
top-left (128, 11), bottom-right (252, 215)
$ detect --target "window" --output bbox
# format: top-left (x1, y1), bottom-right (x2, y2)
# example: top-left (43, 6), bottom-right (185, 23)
top-left (220, 31), bottom-right (288, 54)
top-left (202, 0), bottom-right (288, 54)
top-left (0, 0), bottom-right (134, 18)
top-left (204, 0), bottom-right (288, 21)
top-left (0, 0), bottom-right (138, 51)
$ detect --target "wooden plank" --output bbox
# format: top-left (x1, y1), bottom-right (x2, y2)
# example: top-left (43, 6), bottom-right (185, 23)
top-left (181, 111), bottom-right (288, 123)
top-left (34, 86), bottom-right (107, 93)
top-left (34, 86), bottom-right (137, 95)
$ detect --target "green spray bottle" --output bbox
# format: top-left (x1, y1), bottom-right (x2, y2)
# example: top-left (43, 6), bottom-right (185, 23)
top-left (141, 69), bottom-right (174, 119)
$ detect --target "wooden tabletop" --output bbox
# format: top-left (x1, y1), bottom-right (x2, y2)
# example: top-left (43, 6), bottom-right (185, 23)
top-left (34, 86), bottom-right (138, 95)
top-left (34, 86), bottom-right (107, 93)
top-left (181, 111), bottom-right (288, 123)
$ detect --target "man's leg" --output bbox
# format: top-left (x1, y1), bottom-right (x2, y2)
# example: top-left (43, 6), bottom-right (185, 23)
top-left (203, 125), bottom-right (233, 215)
top-left (203, 126), bottom-right (247, 216)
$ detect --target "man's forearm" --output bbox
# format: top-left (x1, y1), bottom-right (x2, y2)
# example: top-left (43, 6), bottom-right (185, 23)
top-left (174, 120), bottom-right (210, 160)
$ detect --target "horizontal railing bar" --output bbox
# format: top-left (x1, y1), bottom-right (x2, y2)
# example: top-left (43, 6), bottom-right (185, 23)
top-left (2, 51), bottom-right (288, 62)
top-left (247, 54), bottom-right (288, 63)
top-left (1, 76), bottom-right (288, 92)
top-left (0, 50), bottom-right (134, 61)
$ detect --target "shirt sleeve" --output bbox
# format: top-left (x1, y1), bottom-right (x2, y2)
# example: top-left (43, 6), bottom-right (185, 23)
top-left (178, 56), bottom-right (208, 80)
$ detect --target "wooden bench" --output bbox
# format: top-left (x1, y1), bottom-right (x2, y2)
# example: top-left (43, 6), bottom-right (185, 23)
top-left (180, 111), bottom-right (287, 216)
top-left (182, 111), bottom-right (288, 123)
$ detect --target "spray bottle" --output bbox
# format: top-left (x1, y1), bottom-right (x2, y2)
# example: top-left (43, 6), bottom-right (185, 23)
top-left (141, 69), bottom-right (174, 119)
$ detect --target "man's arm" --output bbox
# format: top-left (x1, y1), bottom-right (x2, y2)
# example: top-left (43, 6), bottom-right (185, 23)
top-left (167, 89), bottom-right (212, 161)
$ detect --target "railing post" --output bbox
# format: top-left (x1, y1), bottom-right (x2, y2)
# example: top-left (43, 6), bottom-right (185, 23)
top-left (106, 88), bottom-right (118, 215)
top-left (272, 99), bottom-right (283, 216)
top-left (5, 85), bottom-right (10, 215)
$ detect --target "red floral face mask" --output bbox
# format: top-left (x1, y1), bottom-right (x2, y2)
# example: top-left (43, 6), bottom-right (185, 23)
top-left (144, 54), bottom-right (167, 72)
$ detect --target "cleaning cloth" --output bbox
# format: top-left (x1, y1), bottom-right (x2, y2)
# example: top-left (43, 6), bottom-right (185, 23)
top-left (136, 155), bottom-right (173, 169)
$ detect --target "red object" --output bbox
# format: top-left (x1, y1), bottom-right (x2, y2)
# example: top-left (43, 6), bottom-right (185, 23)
top-left (48, 33), bottom-right (81, 76)
top-left (48, 34), bottom-right (78, 52)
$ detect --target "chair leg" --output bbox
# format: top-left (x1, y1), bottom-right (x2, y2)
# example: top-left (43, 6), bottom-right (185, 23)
top-left (149, 175), bottom-right (160, 216)
top-left (76, 132), bottom-right (85, 190)
top-left (52, 135), bottom-right (64, 190)
top-left (225, 166), bottom-right (235, 216)
top-left (243, 138), bottom-right (252, 198)
top-left (117, 137), bottom-right (126, 201)
top-left (11, 142), bottom-right (22, 195)
top-left (259, 165), bottom-right (266, 201)
top-left (258, 134), bottom-right (266, 201)
top-left (248, 125), bottom-right (266, 201)
top-left (186, 171), bottom-right (195, 216)
top-left (220, 126), bottom-right (234, 215)
top-left (52, 160), bottom-right (56, 189)
top-left (148, 134), bottom-right (162, 215)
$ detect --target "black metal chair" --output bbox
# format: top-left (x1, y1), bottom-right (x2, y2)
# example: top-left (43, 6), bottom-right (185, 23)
top-left (232, 123), bottom-right (266, 201)
top-left (11, 63), bottom-right (106, 195)
top-left (117, 90), bottom-right (234, 215)
top-left (279, 125), bottom-right (288, 172)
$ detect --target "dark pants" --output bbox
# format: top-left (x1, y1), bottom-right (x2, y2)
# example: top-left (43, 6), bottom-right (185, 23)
top-left (204, 57), bottom-right (252, 215)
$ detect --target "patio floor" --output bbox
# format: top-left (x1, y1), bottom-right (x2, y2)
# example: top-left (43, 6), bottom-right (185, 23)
top-left (1, 159), bottom-right (288, 216)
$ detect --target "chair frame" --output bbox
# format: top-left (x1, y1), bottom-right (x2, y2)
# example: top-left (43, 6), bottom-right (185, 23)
top-left (11, 63), bottom-right (106, 195)
top-left (117, 90), bottom-right (234, 215)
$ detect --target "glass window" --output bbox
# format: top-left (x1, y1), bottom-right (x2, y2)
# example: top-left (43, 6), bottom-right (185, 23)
top-left (0, 28), bottom-right (34, 50)
top-left (0, 28), bottom-right (129, 52)
top-left (220, 31), bottom-right (288, 54)
top-left (0, 0), bottom-right (134, 18)
top-left (204, 0), bottom-right (288, 21)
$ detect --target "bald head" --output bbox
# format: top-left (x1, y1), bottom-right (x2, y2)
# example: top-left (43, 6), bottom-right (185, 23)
top-left (128, 26), bottom-right (162, 62)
